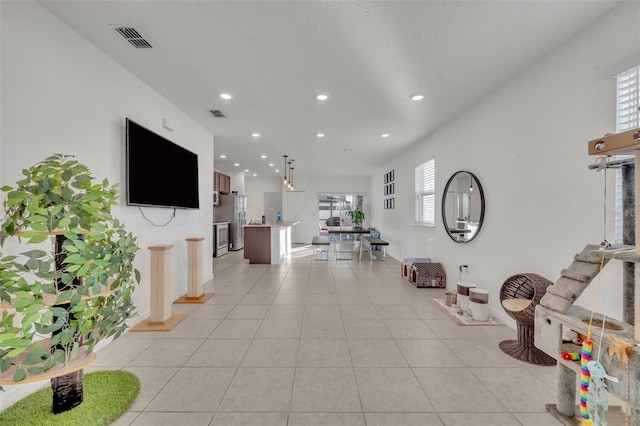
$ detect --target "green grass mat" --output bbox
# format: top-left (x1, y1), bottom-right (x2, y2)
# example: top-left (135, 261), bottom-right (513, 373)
top-left (0, 370), bottom-right (140, 426)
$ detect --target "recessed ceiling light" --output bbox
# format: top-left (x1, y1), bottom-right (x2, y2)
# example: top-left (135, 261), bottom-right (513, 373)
top-left (316, 133), bottom-right (325, 138)
top-left (252, 173), bottom-right (257, 177)
top-left (234, 163), bottom-right (240, 167)
top-left (275, 169), bottom-right (280, 173)
top-left (410, 92), bottom-right (424, 101)
top-left (244, 169), bottom-right (249, 172)
top-left (251, 132), bottom-right (260, 137)
top-left (219, 154), bottom-right (227, 158)
top-left (316, 93), bottom-right (329, 101)
top-left (380, 133), bottom-right (389, 138)
top-left (268, 163), bottom-right (274, 167)
top-left (260, 155), bottom-right (267, 159)
top-left (219, 92), bottom-right (233, 100)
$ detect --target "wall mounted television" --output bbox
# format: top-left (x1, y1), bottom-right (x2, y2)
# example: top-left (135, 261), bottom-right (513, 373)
top-left (126, 118), bottom-right (200, 209)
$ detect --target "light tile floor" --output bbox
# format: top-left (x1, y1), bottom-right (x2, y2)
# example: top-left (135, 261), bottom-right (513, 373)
top-left (92, 245), bottom-right (565, 426)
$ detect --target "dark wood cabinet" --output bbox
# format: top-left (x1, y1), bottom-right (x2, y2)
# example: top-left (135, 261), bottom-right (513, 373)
top-left (223, 174), bottom-right (230, 194)
top-left (243, 226), bottom-right (271, 264)
top-left (214, 171), bottom-right (231, 194)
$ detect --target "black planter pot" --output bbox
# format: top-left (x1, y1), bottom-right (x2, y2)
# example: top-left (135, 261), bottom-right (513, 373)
top-left (51, 234), bottom-right (84, 414)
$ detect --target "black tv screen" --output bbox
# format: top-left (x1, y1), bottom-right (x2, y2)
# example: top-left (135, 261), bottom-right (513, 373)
top-left (126, 118), bottom-right (200, 209)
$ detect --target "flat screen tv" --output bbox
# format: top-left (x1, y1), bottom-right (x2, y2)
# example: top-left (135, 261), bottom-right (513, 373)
top-left (126, 118), bottom-right (200, 209)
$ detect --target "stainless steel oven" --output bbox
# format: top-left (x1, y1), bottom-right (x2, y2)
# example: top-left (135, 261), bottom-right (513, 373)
top-left (214, 222), bottom-right (229, 257)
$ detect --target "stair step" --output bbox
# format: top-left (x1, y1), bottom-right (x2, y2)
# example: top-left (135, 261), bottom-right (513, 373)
top-left (560, 268), bottom-right (591, 283)
top-left (574, 253), bottom-right (605, 264)
top-left (546, 277), bottom-right (585, 300)
top-left (539, 291), bottom-right (573, 313)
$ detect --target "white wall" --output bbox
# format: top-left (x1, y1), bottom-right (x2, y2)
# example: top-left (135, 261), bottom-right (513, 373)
top-left (244, 176), bottom-right (284, 224)
top-left (371, 1), bottom-right (640, 323)
top-left (1, 2), bottom-right (214, 408)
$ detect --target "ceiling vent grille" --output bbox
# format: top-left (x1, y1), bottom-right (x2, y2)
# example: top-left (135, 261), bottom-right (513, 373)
top-left (115, 27), bottom-right (152, 49)
top-left (210, 110), bottom-right (226, 118)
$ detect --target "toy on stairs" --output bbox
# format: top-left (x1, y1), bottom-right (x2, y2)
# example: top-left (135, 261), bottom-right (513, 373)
top-left (561, 351), bottom-right (580, 361)
top-left (562, 327), bottom-right (583, 345)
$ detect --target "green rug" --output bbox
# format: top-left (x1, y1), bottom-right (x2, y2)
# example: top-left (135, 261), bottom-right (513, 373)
top-left (0, 370), bottom-right (140, 426)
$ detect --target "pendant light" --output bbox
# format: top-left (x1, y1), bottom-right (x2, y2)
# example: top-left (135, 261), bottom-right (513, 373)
top-left (283, 155), bottom-right (288, 184)
top-left (469, 177), bottom-right (474, 192)
top-left (290, 167), bottom-right (295, 190)
top-left (287, 161), bottom-right (293, 190)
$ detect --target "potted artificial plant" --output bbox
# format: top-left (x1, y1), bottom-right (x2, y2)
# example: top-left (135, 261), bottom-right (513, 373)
top-left (347, 199), bottom-right (365, 248)
top-left (0, 154), bottom-right (140, 413)
top-left (347, 199), bottom-right (365, 228)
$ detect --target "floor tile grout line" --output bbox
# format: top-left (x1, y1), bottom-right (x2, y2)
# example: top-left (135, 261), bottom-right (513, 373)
top-left (116, 248), bottom-right (561, 424)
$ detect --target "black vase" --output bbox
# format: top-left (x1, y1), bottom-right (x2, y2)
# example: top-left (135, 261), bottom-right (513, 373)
top-left (50, 234), bottom-right (84, 414)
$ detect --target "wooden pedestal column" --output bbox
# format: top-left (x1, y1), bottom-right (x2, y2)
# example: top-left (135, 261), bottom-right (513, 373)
top-left (132, 244), bottom-right (187, 331)
top-left (174, 237), bottom-right (215, 304)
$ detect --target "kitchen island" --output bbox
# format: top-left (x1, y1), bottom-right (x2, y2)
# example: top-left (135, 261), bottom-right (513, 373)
top-left (243, 221), bottom-right (298, 264)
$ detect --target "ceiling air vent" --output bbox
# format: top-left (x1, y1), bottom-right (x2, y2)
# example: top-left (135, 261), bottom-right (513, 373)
top-left (115, 26), bottom-right (152, 49)
top-left (210, 110), bottom-right (226, 118)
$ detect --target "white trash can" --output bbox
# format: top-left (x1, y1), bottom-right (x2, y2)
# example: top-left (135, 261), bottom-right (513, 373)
top-left (456, 282), bottom-right (476, 312)
top-left (469, 288), bottom-right (490, 321)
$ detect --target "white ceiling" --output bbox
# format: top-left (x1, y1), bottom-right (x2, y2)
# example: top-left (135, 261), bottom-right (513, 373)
top-left (39, 0), bottom-right (620, 179)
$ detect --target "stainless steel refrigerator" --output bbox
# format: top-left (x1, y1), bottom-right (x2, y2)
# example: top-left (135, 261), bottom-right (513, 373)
top-left (213, 193), bottom-right (247, 251)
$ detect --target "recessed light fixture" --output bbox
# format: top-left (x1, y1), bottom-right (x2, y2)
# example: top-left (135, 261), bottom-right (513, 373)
top-left (234, 163), bottom-right (240, 167)
top-left (269, 163), bottom-right (274, 167)
top-left (260, 155), bottom-right (267, 159)
top-left (251, 132), bottom-right (260, 137)
top-left (219, 154), bottom-right (227, 158)
top-left (410, 92), bottom-right (424, 101)
top-left (380, 133), bottom-right (390, 138)
top-left (252, 173), bottom-right (257, 177)
top-left (316, 93), bottom-right (329, 101)
top-left (244, 169), bottom-right (249, 172)
top-left (275, 169), bottom-right (280, 173)
top-left (316, 133), bottom-right (325, 138)
top-left (220, 92), bottom-right (233, 100)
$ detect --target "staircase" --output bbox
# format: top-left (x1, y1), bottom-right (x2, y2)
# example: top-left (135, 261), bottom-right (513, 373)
top-left (539, 244), bottom-right (610, 313)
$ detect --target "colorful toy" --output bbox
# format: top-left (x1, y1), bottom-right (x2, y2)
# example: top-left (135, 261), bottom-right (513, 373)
top-left (580, 339), bottom-right (593, 423)
top-left (561, 351), bottom-right (580, 361)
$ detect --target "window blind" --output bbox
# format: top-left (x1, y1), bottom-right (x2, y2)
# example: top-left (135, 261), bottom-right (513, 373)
top-left (415, 159), bottom-right (435, 225)
top-left (617, 65), bottom-right (639, 131)
top-left (614, 65), bottom-right (639, 242)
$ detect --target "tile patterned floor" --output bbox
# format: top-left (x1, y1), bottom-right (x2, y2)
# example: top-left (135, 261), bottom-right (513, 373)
top-left (92, 245), bottom-right (563, 425)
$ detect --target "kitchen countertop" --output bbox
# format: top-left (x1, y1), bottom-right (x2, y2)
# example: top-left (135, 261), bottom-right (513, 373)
top-left (244, 221), bottom-right (299, 228)
top-left (213, 221), bottom-right (230, 225)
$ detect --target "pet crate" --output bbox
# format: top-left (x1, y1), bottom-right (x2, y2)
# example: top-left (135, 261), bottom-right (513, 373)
top-left (411, 262), bottom-right (446, 288)
top-left (401, 258), bottom-right (431, 281)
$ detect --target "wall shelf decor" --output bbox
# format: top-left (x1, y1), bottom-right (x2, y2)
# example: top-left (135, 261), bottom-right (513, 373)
top-left (383, 170), bottom-right (395, 209)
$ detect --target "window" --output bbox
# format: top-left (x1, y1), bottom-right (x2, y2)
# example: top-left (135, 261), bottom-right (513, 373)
top-left (415, 158), bottom-right (435, 226)
top-left (614, 65), bottom-right (639, 242)
top-left (617, 65), bottom-right (639, 131)
top-left (317, 193), bottom-right (363, 229)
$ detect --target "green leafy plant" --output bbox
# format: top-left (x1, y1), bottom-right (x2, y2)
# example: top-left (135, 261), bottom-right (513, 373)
top-left (0, 154), bottom-right (140, 390)
top-left (347, 199), bottom-right (365, 227)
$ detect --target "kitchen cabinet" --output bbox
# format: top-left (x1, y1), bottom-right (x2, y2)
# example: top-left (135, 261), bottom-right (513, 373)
top-left (214, 171), bottom-right (231, 194)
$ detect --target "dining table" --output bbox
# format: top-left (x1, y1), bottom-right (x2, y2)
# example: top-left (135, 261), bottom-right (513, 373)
top-left (326, 227), bottom-right (373, 259)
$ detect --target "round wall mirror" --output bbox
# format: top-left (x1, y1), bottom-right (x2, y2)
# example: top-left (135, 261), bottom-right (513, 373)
top-left (442, 171), bottom-right (485, 243)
